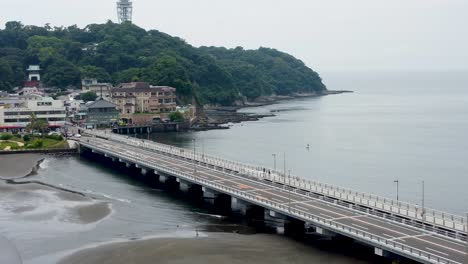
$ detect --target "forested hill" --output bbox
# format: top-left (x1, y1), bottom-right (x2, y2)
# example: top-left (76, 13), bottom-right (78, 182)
top-left (0, 21), bottom-right (327, 105)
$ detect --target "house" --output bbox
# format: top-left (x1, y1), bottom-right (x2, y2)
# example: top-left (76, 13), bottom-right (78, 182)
top-left (110, 82), bottom-right (177, 116)
top-left (81, 78), bottom-right (112, 99)
top-left (79, 98), bottom-right (119, 129)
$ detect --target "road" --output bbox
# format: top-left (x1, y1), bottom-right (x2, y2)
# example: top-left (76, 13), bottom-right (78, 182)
top-left (82, 137), bottom-right (466, 264)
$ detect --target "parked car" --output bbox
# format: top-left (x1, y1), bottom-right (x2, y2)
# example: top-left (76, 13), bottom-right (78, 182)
top-left (73, 134), bottom-right (82, 138)
top-left (48, 132), bottom-right (61, 136)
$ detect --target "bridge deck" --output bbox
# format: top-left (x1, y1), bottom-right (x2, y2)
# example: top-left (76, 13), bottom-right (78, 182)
top-left (80, 137), bottom-right (466, 264)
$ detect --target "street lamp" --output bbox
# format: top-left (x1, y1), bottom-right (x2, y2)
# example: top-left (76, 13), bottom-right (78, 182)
top-left (465, 212), bottom-right (468, 261)
top-left (283, 152), bottom-right (286, 178)
top-left (394, 180), bottom-right (399, 202)
top-left (192, 138), bottom-right (196, 174)
top-left (421, 180), bottom-right (425, 224)
top-left (288, 169), bottom-right (291, 212)
top-left (272, 154), bottom-right (277, 171)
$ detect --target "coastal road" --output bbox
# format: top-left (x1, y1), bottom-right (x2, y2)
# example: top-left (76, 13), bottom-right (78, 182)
top-left (82, 137), bottom-right (467, 264)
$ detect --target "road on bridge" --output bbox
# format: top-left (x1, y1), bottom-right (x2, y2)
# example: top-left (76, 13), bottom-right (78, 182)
top-left (82, 137), bottom-right (466, 264)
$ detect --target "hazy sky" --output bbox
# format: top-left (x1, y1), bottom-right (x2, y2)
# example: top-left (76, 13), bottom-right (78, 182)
top-left (1, 0), bottom-right (467, 72)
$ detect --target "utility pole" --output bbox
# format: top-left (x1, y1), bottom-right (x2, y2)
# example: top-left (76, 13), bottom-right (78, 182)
top-left (272, 154), bottom-right (277, 171)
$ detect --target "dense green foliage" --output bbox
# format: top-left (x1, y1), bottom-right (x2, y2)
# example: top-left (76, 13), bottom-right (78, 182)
top-left (168, 111), bottom-right (184, 122)
top-left (0, 21), bottom-right (326, 105)
top-left (80, 91), bottom-right (98, 102)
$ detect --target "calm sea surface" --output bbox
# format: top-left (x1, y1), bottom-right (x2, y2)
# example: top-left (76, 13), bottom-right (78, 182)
top-left (1, 71), bottom-right (467, 263)
top-left (156, 71), bottom-right (468, 214)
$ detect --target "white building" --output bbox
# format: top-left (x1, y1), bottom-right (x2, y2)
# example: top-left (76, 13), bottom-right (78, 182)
top-left (0, 94), bottom-right (67, 132)
top-left (27, 65), bottom-right (41, 82)
top-left (81, 78), bottom-right (112, 99)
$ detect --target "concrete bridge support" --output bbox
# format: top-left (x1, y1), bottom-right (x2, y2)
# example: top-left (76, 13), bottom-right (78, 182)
top-left (177, 178), bottom-right (192, 192)
top-left (160, 175), bottom-right (179, 190)
top-left (202, 187), bottom-right (218, 204)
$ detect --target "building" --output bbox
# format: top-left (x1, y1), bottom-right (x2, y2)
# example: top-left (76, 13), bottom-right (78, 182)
top-left (18, 87), bottom-right (43, 96)
top-left (110, 82), bottom-right (177, 116)
top-left (24, 65), bottom-right (41, 88)
top-left (79, 98), bottom-right (119, 129)
top-left (0, 94), bottom-right (66, 132)
top-left (81, 78), bottom-right (112, 99)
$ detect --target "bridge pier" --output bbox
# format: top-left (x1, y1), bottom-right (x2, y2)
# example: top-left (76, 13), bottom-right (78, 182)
top-left (177, 178), bottom-right (192, 192)
top-left (202, 187), bottom-right (218, 204)
top-left (159, 175), bottom-right (179, 190)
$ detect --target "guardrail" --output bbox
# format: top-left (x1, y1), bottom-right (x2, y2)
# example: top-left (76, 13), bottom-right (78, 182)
top-left (80, 141), bottom-right (462, 264)
top-left (80, 128), bottom-right (467, 235)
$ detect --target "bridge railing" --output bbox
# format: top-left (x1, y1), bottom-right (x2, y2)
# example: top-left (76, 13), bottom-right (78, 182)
top-left (80, 129), bottom-right (467, 235)
top-left (80, 141), bottom-right (462, 264)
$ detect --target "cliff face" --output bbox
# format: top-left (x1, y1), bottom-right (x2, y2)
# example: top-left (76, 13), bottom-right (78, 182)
top-left (0, 21), bottom-right (326, 106)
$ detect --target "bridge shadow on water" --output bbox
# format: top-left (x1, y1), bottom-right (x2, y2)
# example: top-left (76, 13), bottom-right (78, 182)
top-left (80, 150), bottom-right (415, 264)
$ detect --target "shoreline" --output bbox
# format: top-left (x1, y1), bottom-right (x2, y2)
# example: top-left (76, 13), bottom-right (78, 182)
top-left (0, 154), bottom-right (112, 226)
top-left (199, 90), bottom-right (352, 129)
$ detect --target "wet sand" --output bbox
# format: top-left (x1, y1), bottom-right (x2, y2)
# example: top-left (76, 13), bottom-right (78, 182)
top-left (59, 234), bottom-right (375, 264)
top-left (0, 154), bottom-right (112, 225)
top-left (0, 153), bottom-right (44, 179)
top-left (0, 181), bottom-right (111, 224)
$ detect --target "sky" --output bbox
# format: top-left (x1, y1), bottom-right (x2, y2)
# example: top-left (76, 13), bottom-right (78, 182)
top-left (1, 0), bottom-right (467, 72)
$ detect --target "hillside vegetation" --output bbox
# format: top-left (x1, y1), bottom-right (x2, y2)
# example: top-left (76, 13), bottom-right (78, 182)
top-left (0, 21), bottom-right (327, 105)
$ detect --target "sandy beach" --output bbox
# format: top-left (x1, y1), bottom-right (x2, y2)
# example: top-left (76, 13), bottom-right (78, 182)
top-left (59, 233), bottom-right (375, 264)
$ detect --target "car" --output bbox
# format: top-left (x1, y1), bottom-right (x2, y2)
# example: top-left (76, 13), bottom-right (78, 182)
top-left (48, 132), bottom-right (61, 136)
top-left (32, 132), bottom-right (42, 136)
top-left (73, 134), bottom-right (82, 138)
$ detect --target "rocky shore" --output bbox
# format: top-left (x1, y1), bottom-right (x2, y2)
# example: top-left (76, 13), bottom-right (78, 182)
top-left (197, 90), bottom-right (352, 129)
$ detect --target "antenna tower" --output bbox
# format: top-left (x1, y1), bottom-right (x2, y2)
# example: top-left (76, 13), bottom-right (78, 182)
top-left (117, 0), bottom-right (133, 23)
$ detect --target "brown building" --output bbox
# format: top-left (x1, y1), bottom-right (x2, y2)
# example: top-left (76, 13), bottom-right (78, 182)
top-left (110, 82), bottom-right (177, 115)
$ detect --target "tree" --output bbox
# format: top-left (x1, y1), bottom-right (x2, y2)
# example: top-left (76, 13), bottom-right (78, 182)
top-left (169, 111), bottom-right (184, 122)
top-left (80, 65), bottom-right (111, 82)
top-left (0, 21), bottom-right (327, 105)
top-left (81, 91), bottom-right (98, 102)
top-left (26, 113), bottom-right (49, 135)
top-left (43, 59), bottom-right (81, 87)
top-left (0, 59), bottom-right (14, 91)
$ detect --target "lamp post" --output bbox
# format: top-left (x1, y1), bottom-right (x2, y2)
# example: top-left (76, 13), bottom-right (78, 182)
top-left (283, 152), bottom-right (286, 183)
top-left (465, 212), bottom-right (468, 262)
top-left (272, 154), bottom-right (277, 171)
top-left (421, 180), bottom-right (425, 224)
top-left (394, 180), bottom-right (399, 202)
top-left (288, 169), bottom-right (291, 212)
top-left (192, 138), bottom-right (196, 175)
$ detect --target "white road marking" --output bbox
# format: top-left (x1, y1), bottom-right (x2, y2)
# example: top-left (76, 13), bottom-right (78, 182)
top-left (351, 223), bottom-right (369, 230)
top-left (271, 197), bottom-right (285, 203)
top-left (88, 139), bottom-right (467, 257)
top-left (426, 247), bottom-right (449, 256)
top-left (319, 213), bottom-right (334, 219)
top-left (295, 205), bottom-right (310, 211)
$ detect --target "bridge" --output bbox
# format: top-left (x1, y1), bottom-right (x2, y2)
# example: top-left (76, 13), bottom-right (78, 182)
top-left (76, 129), bottom-right (467, 264)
